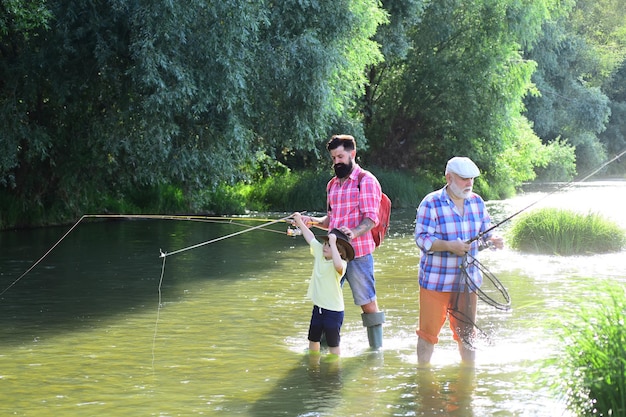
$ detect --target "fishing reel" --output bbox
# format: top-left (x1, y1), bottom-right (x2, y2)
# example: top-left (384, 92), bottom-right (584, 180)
top-left (477, 239), bottom-right (495, 251)
top-left (286, 226), bottom-right (302, 237)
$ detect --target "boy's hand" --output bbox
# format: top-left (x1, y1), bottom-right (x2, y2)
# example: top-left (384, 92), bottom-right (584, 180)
top-left (328, 233), bottom-right (337, 244)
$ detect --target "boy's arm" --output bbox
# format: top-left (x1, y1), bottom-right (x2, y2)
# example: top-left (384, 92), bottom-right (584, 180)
top-left (292, 212), bottom-right (316, 244)
top-left (327, 234), bottom-right (345, 274)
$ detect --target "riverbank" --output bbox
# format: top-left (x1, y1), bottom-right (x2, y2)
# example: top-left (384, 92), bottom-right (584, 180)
top-left (1, 168), bottom-right (436, 231)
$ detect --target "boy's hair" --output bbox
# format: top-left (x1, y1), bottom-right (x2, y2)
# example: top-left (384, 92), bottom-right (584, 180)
top-left (324, 239), bottom-right (349, 261)
top-left (323, 228), bottom-right (355, 261)
top-left (336, 244), bottom-right (348, 261)
top-left (327, 134), bottom-right (356, 152)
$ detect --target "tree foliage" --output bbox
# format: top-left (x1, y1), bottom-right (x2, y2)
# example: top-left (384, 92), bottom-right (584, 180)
top-left (524, 4), bottom-right (613, 177)
top-left (0, 0), bottom-right (385, 218)
top-left (364, 0), bottom-right (561, 196)
top-left (1, 0), bottom-right (625, 226)
top-left (523, 0), bottom-right (626, 179)
top-left (600, 61), bottom-right (626, 170)
top-left (0, 0), bottom-right (51, 38)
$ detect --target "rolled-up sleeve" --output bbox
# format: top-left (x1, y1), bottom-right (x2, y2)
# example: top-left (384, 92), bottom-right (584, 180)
top-left (415, 203), bottom-right (438, 253)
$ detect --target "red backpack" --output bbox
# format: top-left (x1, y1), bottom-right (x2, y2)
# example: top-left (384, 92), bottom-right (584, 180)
top-left (327, 171), bottom-right (392, 248)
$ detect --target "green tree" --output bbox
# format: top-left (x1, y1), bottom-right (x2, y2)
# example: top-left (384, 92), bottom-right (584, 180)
top-left (0, 1), bottom-right (386, 221)
top-left (600, 60), bottom-right (626, 172)
top-left (364, 0), bottom-right (560, 197)
top-left (0, 0), bottom-right (50, 38)
top-left (588, 0), bottom-right (626, 174)
top-left (524, 11), bottom-right (612, 178)
top-left (252, 0), bottom-right (386, 166)
top-left (524, 0), bottom-right (626, 178)
top-left (570, 0), bottom-right (626, 81)
top-left (0, 0), bottom-right (52, 191)
top-left (363, 0), bottom-right (428, 129)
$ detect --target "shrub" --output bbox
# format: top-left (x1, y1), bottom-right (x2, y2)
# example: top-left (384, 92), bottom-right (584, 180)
top-left (372, 168), bottom-right (433, 209)
top-left (244, 167), bottom-right (434, 213)
top-left (533, 137), bottom-right (577, 182)
top-left (246, 169), bottom-right (331, 212)
top-left (548, 284), bottom-right (626, 416)
top-left (508, 208), bottom-right (625, 255)
top-left (194, 183), bottom-right (249, 215)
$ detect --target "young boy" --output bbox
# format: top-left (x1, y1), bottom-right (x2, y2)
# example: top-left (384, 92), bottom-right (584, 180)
top-left (292, 212), bottom-right (355, 356)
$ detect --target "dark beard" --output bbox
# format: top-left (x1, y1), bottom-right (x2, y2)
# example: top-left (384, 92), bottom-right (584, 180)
top-left (333, 161), bottom-right (353, 178)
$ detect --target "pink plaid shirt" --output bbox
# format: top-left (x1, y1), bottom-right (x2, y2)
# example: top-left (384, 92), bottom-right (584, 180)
top-left (327, 165), bottom-right (381, 258)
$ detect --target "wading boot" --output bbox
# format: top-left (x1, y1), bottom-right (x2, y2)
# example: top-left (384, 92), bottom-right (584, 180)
top-left (417, 337), bottom-right (435, 366)
top-left (361, 311), bottom-right (385, 350)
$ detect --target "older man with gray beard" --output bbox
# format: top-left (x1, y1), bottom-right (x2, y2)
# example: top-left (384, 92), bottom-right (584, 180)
top-left (414, 156), bottom-right (504, 365)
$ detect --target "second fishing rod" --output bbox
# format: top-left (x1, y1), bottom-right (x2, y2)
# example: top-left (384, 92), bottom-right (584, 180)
top-left (467, 148), bottom-right (626, 245)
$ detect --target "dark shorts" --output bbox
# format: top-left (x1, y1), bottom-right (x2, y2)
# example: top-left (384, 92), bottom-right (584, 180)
top-left (308, 306), bottom-right (344, 348)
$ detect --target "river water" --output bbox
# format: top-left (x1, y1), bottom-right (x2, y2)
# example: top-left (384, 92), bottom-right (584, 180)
top-left (1, 181), bottom-right (624, 416)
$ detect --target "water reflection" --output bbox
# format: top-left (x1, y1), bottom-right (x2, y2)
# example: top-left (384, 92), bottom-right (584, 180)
top-left (0, 182), bottom-right (623, 416)
top-left (248, 354), bottom-right (346, 416)
top-left (413, 367), bottom-right (476, 416)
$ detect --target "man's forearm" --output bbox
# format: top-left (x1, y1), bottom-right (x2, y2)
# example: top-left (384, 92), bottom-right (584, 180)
top-left (351, 217), bottom-right (375, 238)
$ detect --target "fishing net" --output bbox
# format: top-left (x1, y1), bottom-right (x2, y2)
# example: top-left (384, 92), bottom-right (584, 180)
top-left (447, 253), bottom-right (511, 350)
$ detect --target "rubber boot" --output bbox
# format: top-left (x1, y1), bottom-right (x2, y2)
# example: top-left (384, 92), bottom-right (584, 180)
top-left (459, 342), bottom-right (476, 364)
top-left (417, 337), bottom-right (435, 365)
top-left (361, 312), bottom-right (385, 350)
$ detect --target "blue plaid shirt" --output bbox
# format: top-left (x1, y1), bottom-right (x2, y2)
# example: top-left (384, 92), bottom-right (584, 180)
top-left (414, 186), bottom-right (493, 292)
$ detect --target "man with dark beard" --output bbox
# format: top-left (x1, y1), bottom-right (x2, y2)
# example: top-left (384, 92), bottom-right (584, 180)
top-left (414, 156), bottom-right (503, 365)
top-left (300, 134), bottom-right (385, 349)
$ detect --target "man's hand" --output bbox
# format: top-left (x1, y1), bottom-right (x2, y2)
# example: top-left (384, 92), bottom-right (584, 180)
top-left (490, 235), bottom-right (504, 250)
top-left (448, 238), bottom-right (470, 256)
top-left (339, 226), bottom-right (354, 240)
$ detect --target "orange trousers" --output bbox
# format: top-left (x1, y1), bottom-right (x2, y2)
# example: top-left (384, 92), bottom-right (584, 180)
top-left (416, 286), bottom-right (477, 345)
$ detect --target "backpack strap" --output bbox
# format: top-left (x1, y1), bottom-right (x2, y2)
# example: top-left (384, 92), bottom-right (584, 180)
top-left (357, 170), bottom-right (368, 190)
top-left (328, 170), bottom-right (368, 211)
top-left (326, 176), bottom-right (338, 212)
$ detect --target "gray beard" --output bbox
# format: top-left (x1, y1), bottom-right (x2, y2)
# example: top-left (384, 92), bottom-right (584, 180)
top-left (448, 182), bottom-right (472, 199)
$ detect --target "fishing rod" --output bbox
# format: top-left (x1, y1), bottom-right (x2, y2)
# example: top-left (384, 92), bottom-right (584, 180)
top-left (159, 212), bottom-right (298, 257)
top-left (84, 213), bottom-right (284, 222)
top-left (468, 148), bottom-right (626, 244)
top-left (0, 213), bottom-right (296, 297)
top-left (454, 149), bottom-right (626, 347)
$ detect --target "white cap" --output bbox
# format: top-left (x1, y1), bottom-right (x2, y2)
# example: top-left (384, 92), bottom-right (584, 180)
top-left (445, 157), bottom-right (480, 178)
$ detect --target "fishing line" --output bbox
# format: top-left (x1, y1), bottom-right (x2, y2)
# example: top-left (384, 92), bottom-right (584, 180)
top-left (1, 211), bottom-right (297, 370)
top-left (0, 213), bottom-right (290, 297)
top-left (151, 212), bottom-right (296, 368)
top-left (85, 213), bottom-right (284, 222)
top-left (152, 254), bottom-right (167, 370)
top-left (159, 213), bottom-right (297, 258)
top-left (455, 148), bottom-right (626, 349)
top-left (469, 148), bottom-right (626, 243)
top-left (0, 215), bottom-right (88, 297)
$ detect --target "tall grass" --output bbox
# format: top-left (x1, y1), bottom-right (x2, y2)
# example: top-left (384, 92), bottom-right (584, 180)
top-left (242, 168), bottom-right (433, 214)
top-left (508, 208), bottom-right (625, 255)
top-left (246, 169), bottom-right (331, 213)
top-left (0, 168), bottom-right (434, 228)
top-left (372, 169), bottom-right (433, 209)
top-left (547, 284), bottom-right (626, 416)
